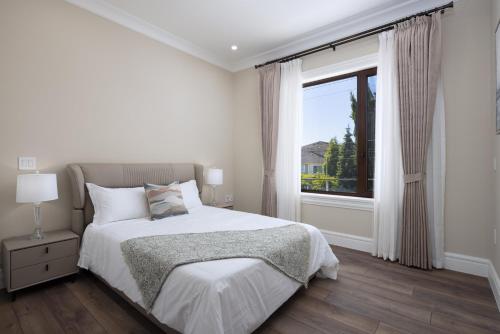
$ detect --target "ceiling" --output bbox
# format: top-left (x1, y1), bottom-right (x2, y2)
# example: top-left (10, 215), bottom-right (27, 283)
top-left (66, 0), bottom-right (451, 72)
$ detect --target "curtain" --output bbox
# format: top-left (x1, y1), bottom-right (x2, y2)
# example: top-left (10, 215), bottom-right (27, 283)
top-left (276, 60), bottom-right (303, 221)
top-left (372, 31), bottom-right (404, 261)
top-left (259, 63), bottom-right (281, 217)
top-left (426, 75), bottom-right (445, 268)
top-left (396, 14), bottom-right (442, 269)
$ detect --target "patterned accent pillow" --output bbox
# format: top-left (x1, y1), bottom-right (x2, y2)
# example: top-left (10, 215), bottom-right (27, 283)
top-left (144, 183), bottom-right (188, 220)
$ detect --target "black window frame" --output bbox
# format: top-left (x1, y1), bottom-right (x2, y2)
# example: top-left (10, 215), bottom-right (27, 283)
top-left (302, 67), bottom-right (377, 198)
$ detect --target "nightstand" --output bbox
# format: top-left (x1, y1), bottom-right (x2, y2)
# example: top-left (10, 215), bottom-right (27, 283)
top-left (2, 230), bottom-right (79, 300)
top-left (216, 202), bottom-right (234, 210)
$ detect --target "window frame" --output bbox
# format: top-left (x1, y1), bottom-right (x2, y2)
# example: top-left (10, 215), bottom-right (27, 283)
top-left (301, 67), bottom-right (377, 198)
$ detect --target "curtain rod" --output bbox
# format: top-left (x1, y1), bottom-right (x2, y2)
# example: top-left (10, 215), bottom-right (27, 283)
top-left (254, 1), bottom-right (454, 69)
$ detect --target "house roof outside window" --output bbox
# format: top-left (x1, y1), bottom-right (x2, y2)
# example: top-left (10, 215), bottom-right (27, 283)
top-left (301, 141), bottom-right (328, 164)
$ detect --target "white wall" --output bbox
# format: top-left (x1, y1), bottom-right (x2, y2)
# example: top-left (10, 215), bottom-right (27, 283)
top-left (233, 0), bottom-right (497, 259)
top-left (233, 68), bottom-right (262, 214)
top-left (442, 0), bottom-right (495, 258)
top-left (0, 0), bottom-right (234, 245)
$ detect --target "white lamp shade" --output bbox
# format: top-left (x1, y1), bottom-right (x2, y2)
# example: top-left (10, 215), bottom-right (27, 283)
top-left (206, 168), bottom-right (223, 186)
top-left (16, 173), bottom-right (58, 204)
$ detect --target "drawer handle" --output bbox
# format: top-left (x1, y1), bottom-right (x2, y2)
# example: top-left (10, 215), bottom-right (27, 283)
top-left (45, 264), bottom-right (49, 271)
top-left (45, 247), bottom-right (49, 254)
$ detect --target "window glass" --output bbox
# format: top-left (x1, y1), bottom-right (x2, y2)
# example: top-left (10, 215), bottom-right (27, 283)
top-left (301, 69), bottom-right (376, 197)
top-left (367, 75), bottom-right (377, 192)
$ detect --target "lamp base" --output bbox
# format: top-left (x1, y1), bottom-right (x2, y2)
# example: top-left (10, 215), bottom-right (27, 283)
top-left (31, 204), bottom-right (44, 240)
top-left (30, 227), bottom-right (44, 240)
top-left (210, 185), bottom-right (217, 206)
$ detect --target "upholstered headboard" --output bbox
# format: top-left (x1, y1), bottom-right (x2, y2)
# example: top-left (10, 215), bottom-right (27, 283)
top-left (67, 163), bottom-right (204, 235)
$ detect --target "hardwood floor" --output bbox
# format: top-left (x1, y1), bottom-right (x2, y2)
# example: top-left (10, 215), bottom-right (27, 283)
top-left (1, 246), bottom-right (499, 334)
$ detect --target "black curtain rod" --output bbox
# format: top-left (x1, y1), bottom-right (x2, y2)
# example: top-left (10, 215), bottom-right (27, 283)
top-left (255, 1), bottom-right (454, 69)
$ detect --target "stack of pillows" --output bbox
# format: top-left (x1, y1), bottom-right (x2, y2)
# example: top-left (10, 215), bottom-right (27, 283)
top-left (86, 180), bottom-right (203, 225)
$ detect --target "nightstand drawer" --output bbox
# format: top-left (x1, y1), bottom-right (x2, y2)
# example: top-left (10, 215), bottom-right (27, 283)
top-left (11, 238), bottom-right (78, 269)
top-left (10, 255), bottom-right (78, 290)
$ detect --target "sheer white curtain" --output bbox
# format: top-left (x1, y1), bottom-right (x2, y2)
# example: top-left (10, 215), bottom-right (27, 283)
top-left (372, 31), bottom-right (404, 261)
top-left (276, 59), bottom-right (303, 221)
top-left (426, 75), bottom-right (446, 268)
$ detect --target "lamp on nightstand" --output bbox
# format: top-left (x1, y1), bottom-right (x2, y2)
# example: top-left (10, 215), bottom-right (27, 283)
top-left (206, 168), bottom-right (223, 206)
top-left (16, 172), bottom-right (58, 240)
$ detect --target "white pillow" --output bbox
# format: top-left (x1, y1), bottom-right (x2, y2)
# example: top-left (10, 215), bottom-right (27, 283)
top-left (86, 183), bottom-right (150, 225)
top-left (180, 180), bottom-right (203, 212)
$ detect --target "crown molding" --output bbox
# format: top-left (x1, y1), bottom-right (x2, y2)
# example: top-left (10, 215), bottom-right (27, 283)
top-left (65, 0), bottom-right (453, 73)
top-left (231, 0), bottom-right (452, 71)
top-left (64, 0), bottom-right (232, 71)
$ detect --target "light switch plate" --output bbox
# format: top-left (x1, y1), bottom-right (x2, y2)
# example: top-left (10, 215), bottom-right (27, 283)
top-left (18, 156), bottom-right (37, 171)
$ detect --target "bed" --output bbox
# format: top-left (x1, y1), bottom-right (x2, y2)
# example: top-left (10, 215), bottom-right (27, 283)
top-left (67, 163), bottom-right (339, 334)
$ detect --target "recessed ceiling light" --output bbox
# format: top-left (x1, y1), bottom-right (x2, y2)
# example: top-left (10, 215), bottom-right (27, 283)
top-left (231, 45), bottom-right (238, 51)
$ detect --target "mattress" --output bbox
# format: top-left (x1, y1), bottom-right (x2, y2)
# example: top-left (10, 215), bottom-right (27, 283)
top-left (78, 206), bottom-right (339, 334)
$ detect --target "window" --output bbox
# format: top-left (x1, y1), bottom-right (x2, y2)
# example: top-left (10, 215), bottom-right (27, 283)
top-left (301, 68), bottom-right (377, 198)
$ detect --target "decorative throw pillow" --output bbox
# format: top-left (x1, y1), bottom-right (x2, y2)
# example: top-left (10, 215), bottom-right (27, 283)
top-left (144, 183), bottom-right (188, 220)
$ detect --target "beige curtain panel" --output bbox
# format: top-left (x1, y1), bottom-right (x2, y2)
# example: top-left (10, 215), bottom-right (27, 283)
top-left (259, 63), bottom-right (281, 217)
top-left (396, 14), bottom-right (442, 269)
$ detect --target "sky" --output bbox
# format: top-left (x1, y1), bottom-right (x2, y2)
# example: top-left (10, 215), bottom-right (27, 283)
top-left (302, 75), bottom-right (377, 146)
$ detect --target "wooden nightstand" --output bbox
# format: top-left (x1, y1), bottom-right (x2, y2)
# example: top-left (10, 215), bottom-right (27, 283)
top-left (216, 202), bottom-right (234, 210)
top-left (2, 230), bottom-right (79, 299)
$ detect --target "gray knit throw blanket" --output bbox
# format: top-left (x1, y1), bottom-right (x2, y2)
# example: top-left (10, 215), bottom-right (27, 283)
top-left (120, 224), bottom-right (311, 311)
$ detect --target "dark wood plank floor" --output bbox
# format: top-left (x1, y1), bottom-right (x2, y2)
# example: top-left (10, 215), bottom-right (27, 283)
top-left (2, 246), bottom-right (499, 334)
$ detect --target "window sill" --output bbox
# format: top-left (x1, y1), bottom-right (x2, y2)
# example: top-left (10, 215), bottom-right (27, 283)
top-left (301, 192), bottom-right (374, 211)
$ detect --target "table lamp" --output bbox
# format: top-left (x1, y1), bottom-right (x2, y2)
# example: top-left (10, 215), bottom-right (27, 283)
top-left (206, 168), bottom-right (223, 206)
top-left (16, 172), bottom-right (58, 240)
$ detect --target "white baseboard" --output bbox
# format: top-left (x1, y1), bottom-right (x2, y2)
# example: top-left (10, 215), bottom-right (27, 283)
top-left (443, 252), bottom-right (490, 277)
top-left (319, 229), bottom-right (500, 311)
top-left (320, 229), bottom-right (373, 253)
top-left (489, 262), bottom-right (500, 311)
top-left (320, 230), bottom-right (492, 276)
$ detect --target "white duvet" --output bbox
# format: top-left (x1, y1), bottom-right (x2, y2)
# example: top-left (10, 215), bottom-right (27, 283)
top-left (78, 206), bottom-right (339, 334)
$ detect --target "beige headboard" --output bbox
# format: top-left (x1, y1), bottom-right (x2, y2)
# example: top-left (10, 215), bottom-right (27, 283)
top-left (67, 163), bottom-right (204, 235)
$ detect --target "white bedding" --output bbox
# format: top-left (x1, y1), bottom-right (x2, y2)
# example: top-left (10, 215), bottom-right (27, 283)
top-left (78, 206), bottom-right (339, 334)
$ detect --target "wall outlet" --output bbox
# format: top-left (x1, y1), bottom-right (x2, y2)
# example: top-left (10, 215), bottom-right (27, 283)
top-left (224, 194), bottom-right (233, 203)
top-left (18, 156), bottom-right (37, 171)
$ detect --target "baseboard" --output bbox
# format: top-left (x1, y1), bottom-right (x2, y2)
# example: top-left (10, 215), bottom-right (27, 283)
top-left (320, 229), bottom-right (373, 253)
top-left (443, 252), bottom-right (490, 277)
top-left (320, 229), bottom-right (499, 311)
top-left (320, 229), bottom-right (492, 277)
top-left (489, 262), bottom-right (500, 311)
